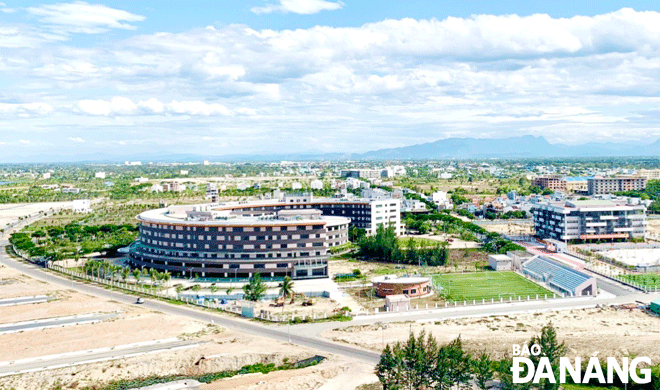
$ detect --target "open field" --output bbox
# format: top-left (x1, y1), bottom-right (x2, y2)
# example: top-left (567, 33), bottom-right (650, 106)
top-left (433, 271), bottom-right (553, 302)
top-left (0, 202), bottom-right (74, 230)
top-left (399, 234), bottom-right (481, 249)
top-left (598, 248), bottom-right (660, 268)
top-left (477, 221), bottom-right (534, 236)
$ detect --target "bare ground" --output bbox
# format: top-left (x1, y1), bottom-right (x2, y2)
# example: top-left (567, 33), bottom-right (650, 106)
top-left (322, 306), bottom-right (660, 361)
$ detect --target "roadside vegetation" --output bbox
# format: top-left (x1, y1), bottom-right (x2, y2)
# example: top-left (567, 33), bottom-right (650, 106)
top-left (77, 358), bottom-right (326, 390)
top-left (376, 323), bottom-right (660, 390)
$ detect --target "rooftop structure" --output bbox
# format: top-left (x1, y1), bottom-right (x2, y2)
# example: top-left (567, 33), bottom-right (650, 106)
top-left (651, 298), bottom-right (660, 315)
top-left (522, 257), bottom-right (596, 296)
top-left (130, 204), bottom-right (351, 280)
top-left (371, 275), bottom-right (431, 298)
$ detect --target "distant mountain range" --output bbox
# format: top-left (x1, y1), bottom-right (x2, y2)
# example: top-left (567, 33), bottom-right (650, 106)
top-left (354, 135), bottom-right (660, 160)
top-left (5, 135), bottom-right (660, 163)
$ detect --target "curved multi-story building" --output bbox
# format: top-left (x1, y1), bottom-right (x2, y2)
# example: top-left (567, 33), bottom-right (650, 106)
top-left (129, 204), bottom-right (350, 280)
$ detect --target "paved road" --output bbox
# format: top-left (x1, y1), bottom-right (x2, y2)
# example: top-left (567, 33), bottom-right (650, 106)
top-left (0, 295), bottom-right (50, 307)
top-left (473, 219), bottom-right (532, 225)
top-left (0, 313), bottom-right (117, 335)
top-left (0, 339), bottom-right (200, 377)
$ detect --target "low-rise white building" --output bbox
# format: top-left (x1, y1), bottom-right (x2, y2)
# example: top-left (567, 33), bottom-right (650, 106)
top-left (71, 199), bottom-right (91, 213)
top-left (310, 179), bottom-right (323, 190)
top-left (488, 254), bottom-right (512, 271)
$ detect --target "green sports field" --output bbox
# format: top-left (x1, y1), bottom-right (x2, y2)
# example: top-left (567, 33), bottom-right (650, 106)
top-left (433, 271), bottom-right (554, 302)
top-left (618, 273), bottom-right (660, 290)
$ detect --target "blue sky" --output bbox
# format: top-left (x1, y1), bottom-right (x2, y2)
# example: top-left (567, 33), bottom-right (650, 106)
top-left (2, 0), bottom-right (660, 161)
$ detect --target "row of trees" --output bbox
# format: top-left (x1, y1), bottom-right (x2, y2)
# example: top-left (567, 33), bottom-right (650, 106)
top-left (376, 331), bottom-right (493, 390)
top-left (377, 324), bottom-right (660, 390)
top-left (357, 225), bottom-right (449, 266)
top-left (82, 260), bottom-right (171, 286)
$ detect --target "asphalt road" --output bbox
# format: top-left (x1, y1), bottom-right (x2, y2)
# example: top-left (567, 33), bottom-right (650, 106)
top-left (0, 295), bottom-right (50, 307)
top-left (0, 313), bottom-right (117, 335)
top-left (0, 339), bottom-right (200, 377)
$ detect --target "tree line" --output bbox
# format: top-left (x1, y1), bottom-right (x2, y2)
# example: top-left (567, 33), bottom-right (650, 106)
top-left (402, 211), bottom-right (524, 254)
top-left (82, 259), bottom-right (171, 286)
top-left (377, 323), bottom-right (660, 390)
top-left (357, 225), bottom-right (449, 266)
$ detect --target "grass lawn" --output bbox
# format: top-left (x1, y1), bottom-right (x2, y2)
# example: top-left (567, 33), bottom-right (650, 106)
top-left (619, 273), bottom-right (660, 289)
top-left (397, 237), bottom-right (445, 248)
top-left (561, 385), bottom-right (618, 390)
top-left (433, 271), bottom-right (553, 302)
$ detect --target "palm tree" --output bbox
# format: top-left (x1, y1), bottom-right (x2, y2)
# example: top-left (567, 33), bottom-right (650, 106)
top-left (111, 265), bottom-right (121, 281)
top-left (132, 268), bottom-right (141, 284)
top-left (121, 267), bottom-right (130, 282)
top-left (278, 276), bottom-right (294, 300)
top-left (149, 268), bottom-right (157, 285)
top-left (162, 271), bottom-right (171, 287)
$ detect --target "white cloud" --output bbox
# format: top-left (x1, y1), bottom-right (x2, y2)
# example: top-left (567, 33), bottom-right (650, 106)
top-left (26, 1), bottom-right (145, 34)
top-left (77, 96), bottom-right (137, 116)
top-left (167, 100), bottom-right (232, 116)
top-left (68, 136), bottom-right (85, 143)
top-left (137, 98), bottom-right (164, 113)
top-left (75, 97), bottom-right (253, 117)
top-left (252, 0), bottom-right (343, 15)
top-left (0, 102), bottom-right (54, 115)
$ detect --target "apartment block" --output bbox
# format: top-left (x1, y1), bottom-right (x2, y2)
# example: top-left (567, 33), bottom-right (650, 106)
top-left (587, 176), bottom-right (646, 195)
top-left (533, 199), bottom-right (647, 242)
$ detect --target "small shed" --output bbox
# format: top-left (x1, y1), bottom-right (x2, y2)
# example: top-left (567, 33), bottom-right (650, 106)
top-left (488, 254), bottom-right (512, 271)
top-left (651, 298), bottom-right (660, 315)
top-left (386, 294), bottom-right (410, 312)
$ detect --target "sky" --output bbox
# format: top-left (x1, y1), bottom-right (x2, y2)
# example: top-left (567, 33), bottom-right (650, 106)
top-left (2, 1), bottom-right (660, 161)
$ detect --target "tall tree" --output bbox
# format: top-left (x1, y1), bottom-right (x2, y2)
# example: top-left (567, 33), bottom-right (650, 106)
top-left (243, 273), bottom-right (266, 301)
top-left (376, 344), bottom-right (404, 390)
top-left (529, 323), bottom-right (566, 390)
top-left (473, 351), bottom-right (493, 390)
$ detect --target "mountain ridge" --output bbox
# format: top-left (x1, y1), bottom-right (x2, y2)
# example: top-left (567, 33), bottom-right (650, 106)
top-left (3, 135), bottom-right (660, 163)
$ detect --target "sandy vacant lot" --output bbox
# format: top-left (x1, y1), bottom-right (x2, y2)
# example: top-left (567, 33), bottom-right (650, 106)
top-left (478, 221), bottom-right (534, 236)
top-left (0, 260), bottom-right (350, 390)
top-left (0, 202), bottom-right (74, 229)
top-left (323, 306), bottom-right (660, 362)
top-left (201, 358), bottom-right (377, 390)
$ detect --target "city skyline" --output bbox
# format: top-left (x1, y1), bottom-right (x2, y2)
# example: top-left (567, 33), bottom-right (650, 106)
top-left (3, 1), bottom-right (660, 161)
